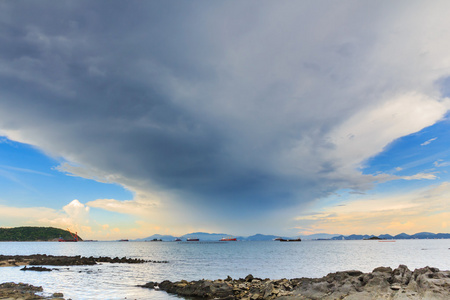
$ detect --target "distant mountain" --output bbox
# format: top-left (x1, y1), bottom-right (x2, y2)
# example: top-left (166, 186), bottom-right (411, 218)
top-left (394, 233), bottom-right (411, 239)
top-left (435, 233), bottom-right (450, 239)
top-left (137, 231), bottom-right (450, 242)
top-left (302, 233), bottom-right (341, 240)
top-left (410, 232), bottom-right (435, 239)
top-left (243, 234), bottom-right (288, 241)
top-left (182, 232), bottom-right (230, 241)
top-left (378, 234), bottom-right (394, 239)
top-left (332, 234), bottom-right (373, 240)
top-left (0, 226), bottom-right (82, 241)
top-left (136, 234), bottom-right (177, 242)
top-left (330, 232), bottom-right (450, 240)
top-left (138, 232), bottom-right (290, 242)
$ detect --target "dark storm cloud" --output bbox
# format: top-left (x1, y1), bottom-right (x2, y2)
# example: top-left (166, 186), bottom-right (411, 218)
top-left (1, 0), bottom-right (450, 219)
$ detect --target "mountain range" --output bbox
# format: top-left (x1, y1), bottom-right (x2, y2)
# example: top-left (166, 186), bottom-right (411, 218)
top-left (135, 232), bottom-right (292, 242)
top-left (136, 231), bottom-right (450, 241)
top-left (331, 232), bottom-right (450, 240)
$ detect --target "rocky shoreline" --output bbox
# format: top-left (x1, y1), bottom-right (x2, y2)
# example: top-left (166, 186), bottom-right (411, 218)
top-left (0, 254), bottom-right (168, 267)
top-left (0, 282), bottom-right (65, 300)
top-left (141, 265), bottom-right (450, 299)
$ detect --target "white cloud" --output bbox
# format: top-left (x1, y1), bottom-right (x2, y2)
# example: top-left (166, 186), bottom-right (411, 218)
top-left (0, 199), bottom-right (90, 232)
top-left (63, 199), bottom-right (90, 223)
top-left (400, 172), bottom-right (438, 180)
top-left (295, 182), bottom-right (450, 235)
top-left (421, 137), bottom-right (437, 146)
top-left (433, 159), bottom-right (450, 168)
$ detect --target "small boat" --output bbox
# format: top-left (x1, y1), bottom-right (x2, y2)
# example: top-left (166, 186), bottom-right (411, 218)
top-left (186, 238), bottom-right (199, 241)
top-left (220, 236), bottom-right (237, 241)
top-left (118, 239), bottom-right (129, 242)
top-left (279, 238), bottom-right (302, 242)
top-left (174, 238), bottom-right (182, 242)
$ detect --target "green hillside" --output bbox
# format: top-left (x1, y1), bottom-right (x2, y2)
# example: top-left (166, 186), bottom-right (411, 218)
top-left (0, 226), bottom-right (83, 241)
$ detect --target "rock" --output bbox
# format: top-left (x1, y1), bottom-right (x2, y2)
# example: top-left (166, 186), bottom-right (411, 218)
top-left (52, 292), bottom-right (64, 297)
top-left (21, 266), bottom-right (52, 272)
top-left (1, 254), bottom-right (159, 267)
top-left (139, 281), bottom-right (157, 289)
top-left (0, 282), bottom-right (58, 299)
top-left (141, 265), bottom-right (450, 300)
top-left (263, 282), bottom-right (274, 298)
top-left (372, 266), bottom-right (392, 273)
top-left (392, 264), bottom-right (412, 285)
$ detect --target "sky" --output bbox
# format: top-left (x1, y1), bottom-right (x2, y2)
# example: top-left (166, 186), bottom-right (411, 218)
top-left (1, 1), bottom-right (450, 240)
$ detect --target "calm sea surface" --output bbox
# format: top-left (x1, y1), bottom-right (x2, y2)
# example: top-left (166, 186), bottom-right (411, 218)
top-left (0, 240), bottom-right (449, 299)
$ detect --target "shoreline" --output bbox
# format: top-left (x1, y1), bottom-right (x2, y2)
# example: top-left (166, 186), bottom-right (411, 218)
top-left (0, 254), bottom-right (167, 267)
top-left (141, 265), bottom-right (450, 299)
top-left (3, 260), bottom-right (449, 299)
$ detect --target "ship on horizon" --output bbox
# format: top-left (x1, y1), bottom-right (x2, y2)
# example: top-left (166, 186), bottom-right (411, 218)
top-left (220, 236), bottom-right (237, 241)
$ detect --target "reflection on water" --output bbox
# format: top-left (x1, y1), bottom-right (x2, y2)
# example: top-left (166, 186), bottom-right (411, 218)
top-left (1, 240), bottom-right (449, 299)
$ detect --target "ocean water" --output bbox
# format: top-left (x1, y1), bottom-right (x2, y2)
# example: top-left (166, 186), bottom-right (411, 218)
top-left (0, 239), bottom-right (449, 299)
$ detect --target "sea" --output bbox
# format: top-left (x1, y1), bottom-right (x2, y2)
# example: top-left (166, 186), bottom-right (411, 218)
top-left (0, 239), bottom-right (449, 299)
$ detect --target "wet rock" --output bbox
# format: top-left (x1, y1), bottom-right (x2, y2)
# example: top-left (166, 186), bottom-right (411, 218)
top-left (21, 266), bottom-right (52, 272)
top-left (0, 282), bottom-right (65, 299)
top-left (1, 254), bottom-right (163, 266)
top-left (52, 292), bottom-right (64, 297)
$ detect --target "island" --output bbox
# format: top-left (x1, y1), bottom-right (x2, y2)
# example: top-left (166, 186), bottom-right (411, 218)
top-left (0, 226), bottom-right (82, 242)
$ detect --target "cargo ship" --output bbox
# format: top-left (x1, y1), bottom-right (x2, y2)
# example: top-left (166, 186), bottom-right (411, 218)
top-left (220, 236), bottom-right (237, 241)
top-left (279, 238), bottom-right (301, 242)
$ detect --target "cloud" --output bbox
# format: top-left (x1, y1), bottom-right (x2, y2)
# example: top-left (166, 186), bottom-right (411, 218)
top-left (1, 2), bottom-right (450, 228)
top-left (433, 159), bottom-right (450, 168)
top-left (0, 199), bottom-right (89, 232)
top-left (295, 182), bottom-right (450, 235)
top-left (421, 137), bottom-right (437, 146)
top-left (0, 165), bottom-right (51, 176)
top-left (63, 199), bottom-right (90, 223)
top-left (400, 172), bottom-right (438, 180)
top-left (86, 199), bottom-right (155, 216)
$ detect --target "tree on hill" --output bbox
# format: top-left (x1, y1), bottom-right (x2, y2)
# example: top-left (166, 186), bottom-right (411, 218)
top-left (0, 227), bottom-right (83, 241)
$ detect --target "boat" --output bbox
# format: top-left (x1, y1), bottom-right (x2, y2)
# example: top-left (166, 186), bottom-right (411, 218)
top-left (186, 238), bottom-right (199, 241)
top-left (58, 229), bottom-right (79, 242)
top-left (58, 237), bottom-right (78, 242)
top-left (174, 238), bottom-right (182, 242)
top-left (273, 237), bottom-right (283, 241)
top-left (118, 239), bottom-right (129, 242)
top-left (150, 238), bottom-right (162, 242)
top-left (279, 238), bottom-right (302, 242)
top-left (220, 236), bottom-right (237, 241)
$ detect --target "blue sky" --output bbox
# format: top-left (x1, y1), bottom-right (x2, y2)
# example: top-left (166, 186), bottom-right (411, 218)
top-left (0, 138), bottom-right (132, 208)
top-left (1, 1), bottom-right (450, 239)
